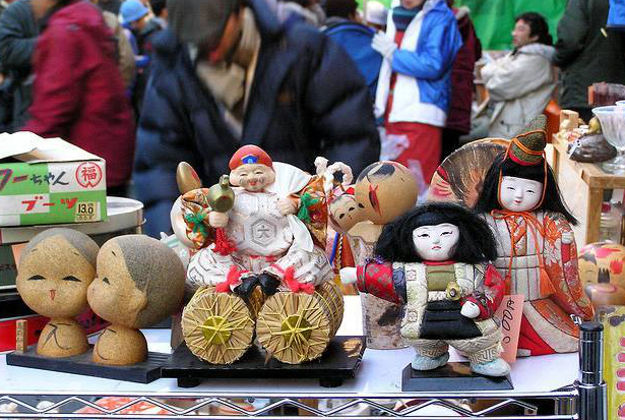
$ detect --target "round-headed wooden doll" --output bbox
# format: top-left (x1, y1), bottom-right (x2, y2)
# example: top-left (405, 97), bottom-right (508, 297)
top-left (475, 130), bottom-right (594, 356)
top-left (16, 228), bottom-right (99, 357)
top-left (87, 235), bottom-right (185, 365)
top-left (342, 203), bottom-right (509, 377)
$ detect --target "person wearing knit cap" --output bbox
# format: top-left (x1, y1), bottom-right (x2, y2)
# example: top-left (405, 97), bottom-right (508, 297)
top-left (134, 0), bottom-right (379, 238)
top-left (476, 128), bottom-right (594, 356)
top-left (185, 145), bottom-right (334, 297)
top-left (372, 0), bottom-right (462, 188)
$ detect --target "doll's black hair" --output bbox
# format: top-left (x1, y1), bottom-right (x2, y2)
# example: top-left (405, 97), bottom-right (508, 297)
top-left (474, 154), bottom-right (577, 225)
top-left (374, 202), bottom-right (497, 264)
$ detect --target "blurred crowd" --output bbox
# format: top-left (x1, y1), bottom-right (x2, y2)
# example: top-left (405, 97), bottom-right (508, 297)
top-left (0, 0), bottom-right (623, 236)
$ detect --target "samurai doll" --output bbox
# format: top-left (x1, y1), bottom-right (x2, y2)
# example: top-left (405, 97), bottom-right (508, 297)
top-left (475, 129), bottom-right (594, 356)
top-left (342, 203), bottom-right (510, 377)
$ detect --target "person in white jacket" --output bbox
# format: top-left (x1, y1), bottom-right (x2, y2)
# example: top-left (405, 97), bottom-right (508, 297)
top-left (482, 12), bottom-right (555, 138)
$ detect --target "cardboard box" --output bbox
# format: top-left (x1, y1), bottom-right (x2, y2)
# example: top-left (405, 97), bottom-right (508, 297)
top-left (0, 132), bottom-right (107, 227)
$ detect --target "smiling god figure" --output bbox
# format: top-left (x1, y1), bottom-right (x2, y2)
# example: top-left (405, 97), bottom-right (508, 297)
top-left (185, 145), bottom-right (333, 297)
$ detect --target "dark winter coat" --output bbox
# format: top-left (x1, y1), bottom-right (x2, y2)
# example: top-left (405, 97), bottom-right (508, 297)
top-left (0, 0), bottom-right (38, 131)
top-left (446, 7), bottom-right (481, 134)
top-left (554, 0), bottom-right (625, 110)
top-left (23, 0), bottom-right (135, 188)
top-left (134, 0), bottom-right (380, 237)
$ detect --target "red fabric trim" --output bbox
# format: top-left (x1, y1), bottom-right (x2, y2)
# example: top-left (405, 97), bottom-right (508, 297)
top-left (518, 314), bottom-right (556, 355)
top-left (507, 153), bottom-right (542, 167)
top-left (215, 266), bottom-right (244, 293)
top-left (283, 266), bottom-right (315, 294)
top-left (423, 260), bottom-right (455, 266)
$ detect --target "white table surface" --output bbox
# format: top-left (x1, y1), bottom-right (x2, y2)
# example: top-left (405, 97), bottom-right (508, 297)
top-left (0, 296), bottom-right (579, 396)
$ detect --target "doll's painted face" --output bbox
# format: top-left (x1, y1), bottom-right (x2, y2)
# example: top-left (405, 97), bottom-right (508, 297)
top-left (499, 176), bottom-right (543, 212)
top-left (230, 164), bottom-right (276, 192)
top-left (17, 235), bottom-right (95, 319)
top-left (412, 223), bottom-right (460, 261)
top-left (87, 241), bottom-right (147, 328)
top-left (328, 190), bottom-right (364, 232)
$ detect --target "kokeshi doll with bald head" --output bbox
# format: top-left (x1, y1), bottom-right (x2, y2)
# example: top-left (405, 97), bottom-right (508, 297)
top-left (16, 228), bottom-right (99, 358)
top-left (87, 235), bottom-right (185, 365)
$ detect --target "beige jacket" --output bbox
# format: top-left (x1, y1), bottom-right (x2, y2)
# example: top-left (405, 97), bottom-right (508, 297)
top-left (482, 43), bottom-right (555, 138)
top-left (102, 10), bottom-right (135, 89)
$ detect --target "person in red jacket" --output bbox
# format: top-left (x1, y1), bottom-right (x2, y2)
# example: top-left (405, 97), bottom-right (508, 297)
top-left (441, 0), bottom-right (481, 160)
top-left (23, 0), bottom-right (135, 196)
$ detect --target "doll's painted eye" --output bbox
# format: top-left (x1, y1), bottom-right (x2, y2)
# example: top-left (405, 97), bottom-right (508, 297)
top-left (28, 275), bottom-right (45, 281)
top-left (441, 231), bottom-right (452, 236)
top-left (358, 203), bottom-right (365, 208)
top-left (418, 234), bottom-right (429, 238)
top-left (102, 277), bottom-right (110, 285)
top-left (63, 276), bottom-right (81, 282)
top-left (240, 173), bottom-right (247, 177)
top-left (506, 186), bottom-right (515, 190)
top-left (527, 189), bottom-right (535, 194)
top-left (348, 207), bottom-right (355, 211)
top-left (339, 213), bottom-right (345, 219)
top-left (255, 171), bottom-right (263, 175)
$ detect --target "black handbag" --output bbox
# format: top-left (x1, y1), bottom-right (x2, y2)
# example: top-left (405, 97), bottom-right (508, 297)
top-left (419, 300), bottom-right (482, 340)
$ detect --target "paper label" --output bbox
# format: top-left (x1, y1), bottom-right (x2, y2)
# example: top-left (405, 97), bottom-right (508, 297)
top-left (74, 202), bottom-right (99, 223)
top-left (494, 294), bottom-right (524, 363)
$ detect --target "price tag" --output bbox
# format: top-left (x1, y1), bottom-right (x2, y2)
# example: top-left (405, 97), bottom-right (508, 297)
top-left (74, 202), bottom-right (98, 222)
top-left (494, 294), bottom-right (524, 363)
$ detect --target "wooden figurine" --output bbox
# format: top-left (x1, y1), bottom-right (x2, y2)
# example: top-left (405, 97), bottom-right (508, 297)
top-left (579, 242), bottom-right (625, 306)
top-left (177, 146), bottom-right (343, 364)
top-left (341, 203), bottom-right (510, 377)
top-left (16, 228), bottom-right (99, 357)
top-left (87, 235), bottom-right (185, 365)
top-left (329, 161), bottom-right (419, 349)
top-left (476, 129), bottom-right (595, 356)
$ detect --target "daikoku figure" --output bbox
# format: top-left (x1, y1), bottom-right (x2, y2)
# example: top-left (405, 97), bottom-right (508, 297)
top-left (185, 145), bottom-right (333, 296)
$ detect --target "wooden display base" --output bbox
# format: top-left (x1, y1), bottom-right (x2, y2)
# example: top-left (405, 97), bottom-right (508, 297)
top-left (161, 336), bottom-right (366, 388)
top-left (401, 363), bottom-right (513, 391)
top-left (6, 346), bottom-right (168, 383)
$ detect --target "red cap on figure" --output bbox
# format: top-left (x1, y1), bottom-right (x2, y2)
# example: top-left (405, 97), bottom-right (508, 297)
top-left (229, 145), bottom-right (273, 170)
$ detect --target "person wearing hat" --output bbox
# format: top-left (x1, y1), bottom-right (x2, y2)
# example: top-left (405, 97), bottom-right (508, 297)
top-left (185, 145), bottom-right (334, 297)
top-left (120, 0), bottom-right (163, 114)
top-left (134, 0), bottom-right (379, 238)
top-left (476, 129), bottom-right (594, 356)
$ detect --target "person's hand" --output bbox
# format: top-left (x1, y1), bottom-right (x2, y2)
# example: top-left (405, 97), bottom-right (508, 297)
top-left (461, 301), bottom-right (481, 319)
top-left (208, 211), bottom-right (229, 228)
top-left (372, 32), bottom-right (397, 60)
top-left (561, 231), bottom-right (574, 245)
top-left (277, 198), bottom-right (298, 216)
top-left (340, 267), bottom-right (358, 284)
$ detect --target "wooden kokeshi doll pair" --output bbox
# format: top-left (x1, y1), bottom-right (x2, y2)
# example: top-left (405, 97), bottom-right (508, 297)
top-left (16, 229), bottom-right (185, 365)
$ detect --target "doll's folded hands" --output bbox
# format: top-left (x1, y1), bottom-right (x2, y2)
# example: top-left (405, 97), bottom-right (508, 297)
top-left (340, 267), bottom-right (358, 284)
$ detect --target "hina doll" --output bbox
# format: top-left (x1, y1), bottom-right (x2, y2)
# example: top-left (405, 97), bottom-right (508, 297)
top-left (342, 203), bottom-right (510, 377)
top-left (185, 145), bottom-right (333, 296)
top-left (475, 129), bottom-right (594, 356)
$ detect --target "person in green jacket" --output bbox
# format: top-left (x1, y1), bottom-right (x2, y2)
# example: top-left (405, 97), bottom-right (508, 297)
top-left (554, 0), bottom-right (625, 122)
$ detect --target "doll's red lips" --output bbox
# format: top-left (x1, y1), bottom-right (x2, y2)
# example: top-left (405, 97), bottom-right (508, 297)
top-left (432, 246), bottom-right (441, 250)
top-left (50, 289), bottom-right (56, 301)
